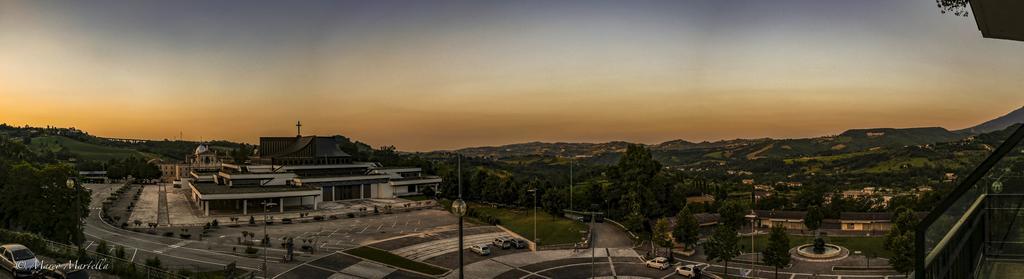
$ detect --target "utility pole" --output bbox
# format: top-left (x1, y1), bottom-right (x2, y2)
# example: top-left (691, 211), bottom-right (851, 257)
top-left (569, 157), bottom-right (573, 211)
top-left (262, 201), bottom-right (277, 279)
top-left (528, 189), bottom-right (538, 247)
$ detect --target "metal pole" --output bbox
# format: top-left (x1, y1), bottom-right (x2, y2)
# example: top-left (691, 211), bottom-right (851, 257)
top-left (74, 181), bottom-right (81, 245)
top-left (458, 155), bottom-right (464, 279)
top-left (264, 203), bottom-right (268, 279)
top-left (591, 211), bottom-right (595, 278)
top-left (569, 158), bottom-right (573, 211)
top-left (534, 190), bottom-right (538, 246)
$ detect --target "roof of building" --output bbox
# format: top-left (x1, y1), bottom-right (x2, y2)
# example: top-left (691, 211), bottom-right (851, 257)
top-left (754, 210), bottom-right (807, 220)
top-left (971, 0), bottom-right (1024, 42)
top-left (191, 183), bottom-right (319, 195)
top-left (693, 213), bottom-right (720, 224)
top-left (260, 136), bottom-right (351, 159)
top-left (840, 212), bottom-right (893, 221)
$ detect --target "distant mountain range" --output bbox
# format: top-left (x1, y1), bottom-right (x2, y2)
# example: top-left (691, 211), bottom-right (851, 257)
top-left (957, 106), bottom-right (1024, 134)
top-left (451, 106), bottom-right (1024, 164)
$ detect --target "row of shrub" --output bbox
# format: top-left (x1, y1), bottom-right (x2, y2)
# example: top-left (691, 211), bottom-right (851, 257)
top-left (466, 208), bottom-right (502, 225)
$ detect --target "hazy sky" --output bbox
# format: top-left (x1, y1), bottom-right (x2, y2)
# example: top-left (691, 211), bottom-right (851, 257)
top-left (2, 0), bottom-right (1023, 151)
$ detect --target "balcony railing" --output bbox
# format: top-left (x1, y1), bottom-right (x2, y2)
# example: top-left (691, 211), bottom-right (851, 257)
top-left (916, 124), bottom-right (1024, 279)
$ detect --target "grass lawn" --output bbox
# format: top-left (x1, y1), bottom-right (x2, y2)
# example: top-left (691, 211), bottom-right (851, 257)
top-left (345, 246), bottom-right (448, 276)
top-left (29, 136), bottom-right (163, 161)
top-left (470, 203), bottom-right (586, 245)
top-left (400, 195), bottom-right (432, 201)
top-left (737, 234), bottom-right (891, 259)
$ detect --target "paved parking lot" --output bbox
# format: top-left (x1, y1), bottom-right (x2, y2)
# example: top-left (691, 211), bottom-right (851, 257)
top-left (272, 251), bottom-right (433, 279)
top-left (211, 209), bottom-right (458, 252)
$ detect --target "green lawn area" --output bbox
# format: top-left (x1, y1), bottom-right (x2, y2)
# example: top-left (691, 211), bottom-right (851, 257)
top-left (469, 203), bottom-right (586, 245)
top-left (860, 157), bottom-right (933, 174)
top-left (344, 246), bottom-right (448, 276)
top-left (737, 234), bottom-right (891, 258)
top-left (29, 136), bottom-right (163, 161)
top-left (400, 195), bottom-right (432, 201)
top-left (783, 150), bottom-right (877, 164)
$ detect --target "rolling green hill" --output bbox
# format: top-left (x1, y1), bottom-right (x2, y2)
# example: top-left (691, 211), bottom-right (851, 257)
top-left (28, 136), bottom-right (166, 162)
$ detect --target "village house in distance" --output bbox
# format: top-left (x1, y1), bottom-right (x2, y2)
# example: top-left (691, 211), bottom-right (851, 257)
top-left (160, 126), bottom-right (441, 216)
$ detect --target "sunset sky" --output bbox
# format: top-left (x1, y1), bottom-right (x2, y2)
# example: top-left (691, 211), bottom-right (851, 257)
top-left (2, 0), bottom-right (1023, 151)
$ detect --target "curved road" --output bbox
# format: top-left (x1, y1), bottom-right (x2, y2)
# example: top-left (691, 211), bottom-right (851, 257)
top-left (592, 222), bottom-right (633, 248)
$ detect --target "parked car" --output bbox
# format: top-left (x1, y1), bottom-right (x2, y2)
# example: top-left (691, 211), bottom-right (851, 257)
top-left (644, 257), bottom-right (670, 270)
top-left (470, 244), bottom-right (491, 256)
top-left (492, 237), bottom-right (512, 249)
top-left (38, 268), bottom-right (90, 279)
top-left (511, 238), bottom-right (528, 249)
top-left (0, 244), bottom-right (41, 278)
top-left (675, 264), bottom-right (699, 277)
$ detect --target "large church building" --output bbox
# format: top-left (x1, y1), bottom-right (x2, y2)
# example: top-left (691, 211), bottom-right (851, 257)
top-left (184, 133), bottom-right (441, 216)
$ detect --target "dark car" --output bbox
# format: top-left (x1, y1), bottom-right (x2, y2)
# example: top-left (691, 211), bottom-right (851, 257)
top-left (39, 268), bottom-right (90, 279)
top-left (511, 238), bottom-right (528, 249)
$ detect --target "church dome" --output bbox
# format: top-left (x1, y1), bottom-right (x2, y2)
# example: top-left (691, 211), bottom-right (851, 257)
top-left (194, 144), bottom-right (210, 156)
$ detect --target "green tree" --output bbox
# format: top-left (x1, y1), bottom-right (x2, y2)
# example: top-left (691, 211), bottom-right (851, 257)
top-left (0, 161), bottom-right (90, 244)
top-left (718, 200), bottom-right (746, 230)
top-left (804, 206), bottom-right (824, 233)
top-left (885, 207), bottom-right (917, 275)
top-left (613, 144), bottom-right (662, 219)
top-left (673, 205), bottom-right (700, 252)
top-left (703, 225), bottom-right (740, 278)
top-left (762, 226), bottom-right (791, 279)
top-left (653, 218), bottom-right (674, 263)
top-left (887, 233), bottom-right (915, 276)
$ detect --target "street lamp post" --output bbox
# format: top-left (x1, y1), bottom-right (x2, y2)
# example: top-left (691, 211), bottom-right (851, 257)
top-left (450, 154), bottom-right (467, 279)
top-left (745, 212), bottom-right (757, 276)
top-left (527, 189), bottom-right (537, 247)
top-left (262, 201), bottom-right (277, 279)
top-left (66, 178), bottom-right (81, 245)
top-left (569, 157), bottom-right (573, 211)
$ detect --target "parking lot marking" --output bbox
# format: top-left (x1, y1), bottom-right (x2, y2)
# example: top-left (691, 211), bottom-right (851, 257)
top-left (606, 248), bottom-right (616, 277)
top-left (359, 225), bottom-right (370, 233)
top-left (376, 224), bottom-right (383, 231)
top-left (84, 241), bottom-right (95, 250)
top-left (391, 221), bottom-right (397, 228)
top-left (129, 248), bottom-right (138, 262)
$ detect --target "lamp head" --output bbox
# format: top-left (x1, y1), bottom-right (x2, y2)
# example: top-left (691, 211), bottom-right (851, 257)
top-left (452, 199), bottom-right (467, 217)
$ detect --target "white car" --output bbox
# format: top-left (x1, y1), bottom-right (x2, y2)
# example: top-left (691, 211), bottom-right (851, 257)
top-left (0, 244), bottom-right (41, 278)
top-left (470, 244), bottom-right (491, 256)
top-left (645, 256), bottom-right (670, 270)
top-left (676, 264), bottom-right (699, 277)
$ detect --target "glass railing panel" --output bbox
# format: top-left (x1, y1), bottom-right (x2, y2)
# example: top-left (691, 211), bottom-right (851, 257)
top-left (924, 179), bottom-right (984, 256)
top-left (986, 155), bottom-right (1024, 257)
